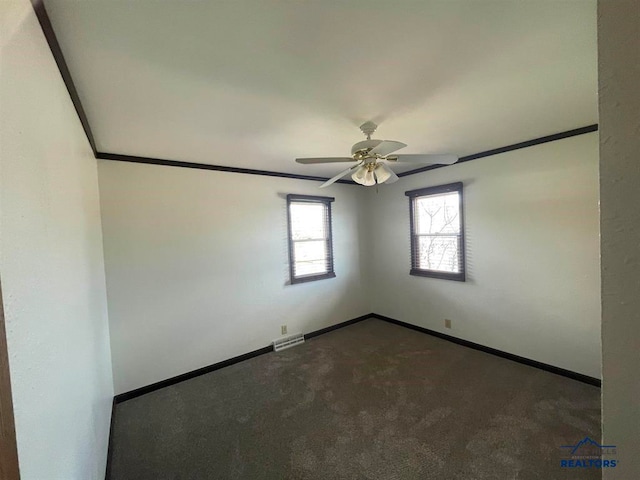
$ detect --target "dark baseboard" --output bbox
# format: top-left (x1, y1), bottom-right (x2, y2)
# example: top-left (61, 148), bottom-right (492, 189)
top-left (114, 345), bottom-right (273, 404)
top-left (113, 313), bottom-right (373, 404)
top-left (370, 313), bottom-right (601, 387)
top-left (304, 313), bottom-right (372, 340)
top-left (113, 312), bottom-right (599, 405)
top-left (105, 311), bottom-right (598, 477)
top-left (104, 398), bottom-right (116, 480)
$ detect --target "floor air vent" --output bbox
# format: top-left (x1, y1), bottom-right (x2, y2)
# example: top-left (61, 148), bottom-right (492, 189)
top-left (273, 333), bottom-right (305, 352)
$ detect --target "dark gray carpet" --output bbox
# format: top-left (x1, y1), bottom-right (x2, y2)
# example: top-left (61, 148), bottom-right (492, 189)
top-left (109, 319), bottom-right (601, 479)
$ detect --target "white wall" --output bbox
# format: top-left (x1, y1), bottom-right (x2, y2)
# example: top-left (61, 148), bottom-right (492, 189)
top-left (367, 133), bottom-right (601, 378)
top-left (99, 132), bottom-right (602, 394)
top-left (98, 161), bottom-right (369, 394)
top-left (598, 1), bottom-right (640, 477)
top-left (0, 2), bottom-right (113, 479)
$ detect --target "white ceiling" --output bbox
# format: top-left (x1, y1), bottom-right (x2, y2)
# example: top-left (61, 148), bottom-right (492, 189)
top-left (45, 0), bottom-right (597, 177)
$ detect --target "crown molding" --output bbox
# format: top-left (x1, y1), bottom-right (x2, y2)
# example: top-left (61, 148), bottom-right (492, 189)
top-left (398, 124), bottom-right (599, 177)
top-left (96, 152), bottom-right (356, 184)
top-left (31, 0), bottom-right (97, 155)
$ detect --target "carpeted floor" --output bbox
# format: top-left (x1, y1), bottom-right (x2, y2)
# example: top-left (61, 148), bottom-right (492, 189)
top-left (108, 319), bottom-right (601, 479)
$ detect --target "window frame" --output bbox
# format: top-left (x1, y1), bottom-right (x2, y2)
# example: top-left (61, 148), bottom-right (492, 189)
top-left (286, 194), bottom-right (336, 284)
top-left (405, 182), bottom-right (466, 282)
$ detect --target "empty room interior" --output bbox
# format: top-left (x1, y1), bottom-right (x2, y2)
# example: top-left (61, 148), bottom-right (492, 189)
top-left (1, 0), bottom-right (638, 479)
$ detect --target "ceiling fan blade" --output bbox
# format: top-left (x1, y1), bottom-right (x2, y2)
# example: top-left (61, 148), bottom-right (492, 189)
top-left (319, 163), bottom-right (362, 188)
top-left (389, 154), bottom-right (458, 165)
top-left (368, 140), bottom-right (407, 157)
top-left (296, 157), bottom-right (355, 164)
top-left (375, 162), bottom-right (399, 184)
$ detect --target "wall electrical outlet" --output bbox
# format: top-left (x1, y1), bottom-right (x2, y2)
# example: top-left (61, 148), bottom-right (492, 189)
top-left (445, 319), bottom-right (452, 329)
top-left (281, 325), bottom-right (288, 335)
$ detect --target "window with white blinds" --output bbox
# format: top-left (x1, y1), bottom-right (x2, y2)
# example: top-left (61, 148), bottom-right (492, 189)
top-left (286, 194), bottom-right (335, 284)
top-left (406, 182), bottom-right (466, 281)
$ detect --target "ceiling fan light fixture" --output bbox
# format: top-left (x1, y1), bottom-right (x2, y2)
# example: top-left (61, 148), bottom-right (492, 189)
top-left (351, 165), bottom-right (367, 185)
top-left (296, 122), bottom-right (458, 188)
top-left (363, 170), bottom-right (376, 186)
top-left (351, 166), bottom-right (376, 186)
top-left (374, 163), bottom-right (392, 184)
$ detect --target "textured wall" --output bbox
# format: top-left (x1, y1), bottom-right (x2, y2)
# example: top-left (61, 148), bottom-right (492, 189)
top-left (598, 1), bottom-right (640, 477)
top-left (366, 133), bottom-right (601, 378)
top-left (0, 1), bottom-right (113, 479)
top-left (97, 161), bottom-right (370, 394)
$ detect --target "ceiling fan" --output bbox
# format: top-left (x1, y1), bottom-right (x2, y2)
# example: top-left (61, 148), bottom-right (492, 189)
top-left (296, 121), bottom-right (458, 188)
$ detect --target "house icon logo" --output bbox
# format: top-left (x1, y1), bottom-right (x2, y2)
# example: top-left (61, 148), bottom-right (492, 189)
top-left (560, 437), bottom-right (617, 469)
top-left (561, 437), bottom-right (616, 456)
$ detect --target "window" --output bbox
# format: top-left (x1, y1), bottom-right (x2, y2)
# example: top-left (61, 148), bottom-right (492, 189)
top-left (406, 182), bottom-right (465, 281)
top-left (286, 194), bottom-right (335, 284)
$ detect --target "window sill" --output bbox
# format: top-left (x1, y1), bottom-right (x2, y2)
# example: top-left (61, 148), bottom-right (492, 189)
top-left (290, 272), bottom-right (336, 285)
top-left (410, 269), bottom-right (466, 282)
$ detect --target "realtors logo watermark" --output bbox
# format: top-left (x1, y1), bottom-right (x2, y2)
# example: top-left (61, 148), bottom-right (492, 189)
top-left (560, 437), bottom-right (617, 469)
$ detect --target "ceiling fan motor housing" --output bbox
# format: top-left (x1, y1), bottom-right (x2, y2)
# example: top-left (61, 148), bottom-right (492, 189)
top-left (351, 139), bottom-right (382, 157)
